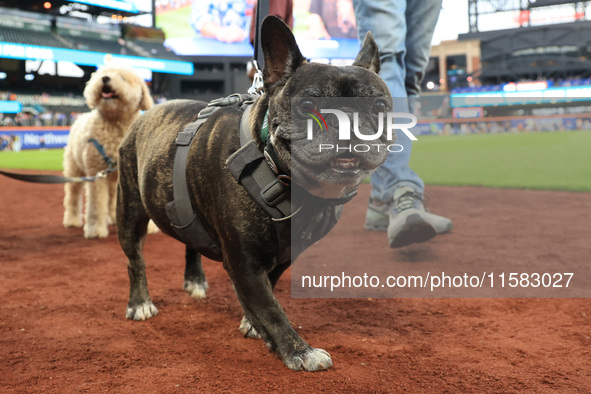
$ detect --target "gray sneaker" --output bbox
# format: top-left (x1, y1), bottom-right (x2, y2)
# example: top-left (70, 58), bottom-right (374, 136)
top-left (364, 199), bottom-right (390, 231)
top-left (364, 186), bottom-right (453, 248)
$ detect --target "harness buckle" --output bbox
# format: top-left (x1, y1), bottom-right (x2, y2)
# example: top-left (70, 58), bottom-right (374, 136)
top-left (206, 93), bottom-right (245, 109)
top-left (197, 105), bottom-right (219, 119)
top-left (176, 131), bottom-right (194, 146)
top-left (260, 178), bottom-right (288, 207)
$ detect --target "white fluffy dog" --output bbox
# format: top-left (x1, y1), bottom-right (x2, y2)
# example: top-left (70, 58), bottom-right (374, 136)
top-left (63, 66), bottom-right (154, 238)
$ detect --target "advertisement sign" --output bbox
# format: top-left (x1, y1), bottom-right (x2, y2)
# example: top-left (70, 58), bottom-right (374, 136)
top-left (0, 128), bottom-right (70, 150)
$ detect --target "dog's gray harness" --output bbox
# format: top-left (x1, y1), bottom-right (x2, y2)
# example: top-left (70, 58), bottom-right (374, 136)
top-left (167, 94), bottom-right (356, 264)
top-left (165, 94), bottom-right (253, 261)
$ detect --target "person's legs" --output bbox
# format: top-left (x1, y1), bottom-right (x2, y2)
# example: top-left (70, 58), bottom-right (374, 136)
top-left (404, 0), bottom-right (443, 98)
top-left (352, 0), bottom-right (406, 98)
top-left (384, 0), bottom-right (443, 197)
top-left (353, 0), bottom-right (452, 247)
top-left (353, 0), bottom-right (423, 204)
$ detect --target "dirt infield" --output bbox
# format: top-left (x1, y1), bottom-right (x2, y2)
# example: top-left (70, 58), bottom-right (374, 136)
top-left (1, 172), bottom-right (590, 392)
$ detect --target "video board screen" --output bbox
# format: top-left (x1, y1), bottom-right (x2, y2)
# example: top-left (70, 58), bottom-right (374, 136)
top-left (156, 0), bottom-right (360, 59)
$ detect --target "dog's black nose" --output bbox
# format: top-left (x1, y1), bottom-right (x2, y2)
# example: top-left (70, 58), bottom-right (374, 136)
top-left (102, 76), bottom-right (110, 83)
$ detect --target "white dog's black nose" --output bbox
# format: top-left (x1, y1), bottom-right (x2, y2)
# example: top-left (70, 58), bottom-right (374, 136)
top-left (102, 76), bottom-right (110, 83)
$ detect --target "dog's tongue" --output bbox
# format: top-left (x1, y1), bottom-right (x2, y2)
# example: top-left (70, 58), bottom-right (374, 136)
top-left (102, 92), bottom-right (115, 98)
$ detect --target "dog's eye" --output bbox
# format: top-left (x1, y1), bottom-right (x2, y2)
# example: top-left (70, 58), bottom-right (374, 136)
top-left (372, 100), bottom-right (387, 115)
top-left (298, 100), bottom-right (317, 114)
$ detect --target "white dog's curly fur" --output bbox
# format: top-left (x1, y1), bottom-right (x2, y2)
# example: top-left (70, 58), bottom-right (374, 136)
top-left (63, 66), bottom-right (155, 239)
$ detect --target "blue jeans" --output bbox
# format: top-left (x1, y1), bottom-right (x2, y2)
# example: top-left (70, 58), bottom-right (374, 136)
top-left (352, 0), bottom-right (442, 202)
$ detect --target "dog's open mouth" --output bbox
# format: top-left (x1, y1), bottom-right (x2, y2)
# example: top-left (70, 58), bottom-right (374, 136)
top-left (101, 85), bottom-right (119, 99)
top-left (329, 154), bottom-right (361, 174)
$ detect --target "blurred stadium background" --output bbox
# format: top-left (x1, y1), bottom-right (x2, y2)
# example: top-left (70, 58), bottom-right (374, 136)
top-left (0, 0), bottom-right (589, 189)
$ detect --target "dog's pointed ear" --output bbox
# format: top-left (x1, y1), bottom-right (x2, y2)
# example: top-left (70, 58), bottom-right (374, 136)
top-left (139, 81), bottom-right (154, 111)
top-left (261, 15), bottom-right (306, 87)
top-left (352, 31), bottom-right (380, 74)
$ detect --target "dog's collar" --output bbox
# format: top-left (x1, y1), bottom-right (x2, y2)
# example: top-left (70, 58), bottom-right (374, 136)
top-left (230, 101), bottom-right (358, 221)
top-left (255, 107), bottom-right (358, 208)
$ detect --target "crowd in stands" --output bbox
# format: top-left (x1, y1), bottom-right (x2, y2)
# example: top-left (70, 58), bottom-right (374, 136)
top-left (1, 91), bottom-right (17, 101)
top-left (17, 92), bottom-right (86, 107)
top-left (1, 111), bottom-right (78, 127)
top-left (557, 77), bottom-right (591, 87)
top-left (1, 90), bottom-right (84, 127)
top-left (0, 90), bottom-right (175, 128)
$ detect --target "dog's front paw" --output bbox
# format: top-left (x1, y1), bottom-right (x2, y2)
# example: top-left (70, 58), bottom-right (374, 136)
top-left (84, 224), bottom-right (109, 239)
top-left (147, 220), bottom-right (160, 234)
top-left (239, 316), bottom-right (261, 339)
top-left (284, 348), bottom-right (333, 372)
top-left (63, 214), bottom-right (83, 228)
top-left (126, 301), bottom-right (158, 321)
top-left (183, 280), bottom-right (209, 300)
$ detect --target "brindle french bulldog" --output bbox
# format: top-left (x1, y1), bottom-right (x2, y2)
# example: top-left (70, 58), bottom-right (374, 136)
top-left (117, 16), bottom-right (391, 371)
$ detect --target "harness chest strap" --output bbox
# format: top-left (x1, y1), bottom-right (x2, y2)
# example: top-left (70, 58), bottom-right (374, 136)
top-left (166, 105), bottom-right (224, 261)
top-left (226, 104), bottom-right (293, 219)
top-left (170, 118), bottom-right (208, 226)
top-left (166, 93), bottom-right (280, 260)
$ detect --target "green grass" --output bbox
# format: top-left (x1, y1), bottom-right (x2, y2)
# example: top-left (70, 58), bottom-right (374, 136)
top-left (0, 149), bottom-right (64, 171)
top-left (1, 130), bottom-right (590, 191)
top-left (156, 6), bottom-right (196, 39)
top-left (410, 130), bottom-right (591, 191)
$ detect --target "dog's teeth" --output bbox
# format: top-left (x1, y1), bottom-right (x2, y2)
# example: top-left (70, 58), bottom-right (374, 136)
top-left (332, 158), bottom-right (360, 170)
